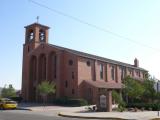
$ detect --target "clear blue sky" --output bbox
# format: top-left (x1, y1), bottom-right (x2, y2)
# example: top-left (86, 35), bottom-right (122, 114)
top-left (1, 0), bottom-right (160, 89)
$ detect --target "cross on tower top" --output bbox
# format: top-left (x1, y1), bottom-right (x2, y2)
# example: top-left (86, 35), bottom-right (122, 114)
top-left (36, 16), bottom-right (39, 23)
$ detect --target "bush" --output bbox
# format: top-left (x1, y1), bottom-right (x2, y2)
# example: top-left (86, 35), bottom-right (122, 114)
top-left (126, 103), bottom-right (160, 111)
top-left (112, 90), bottom-right (126, 112)
top-left (67, 99), bottom-right (88, 106)
top-left (53, 97), bottom-right (88, 106)
top-left (10, 97), bottom-right (23, 103)
top-left (53, 97), bottom-right (68, 105)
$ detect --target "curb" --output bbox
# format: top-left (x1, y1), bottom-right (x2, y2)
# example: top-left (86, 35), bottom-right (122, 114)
top-left (150, 118), bottom-right (160, 120)
top-left (58, 112), bottom-right (133, 120)
top-left (17, 107), bottom-right (32, 111)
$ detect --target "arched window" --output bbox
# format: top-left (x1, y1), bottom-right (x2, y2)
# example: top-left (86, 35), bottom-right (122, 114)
top-left (120, 66), bottom-right (126, 80)
top-left (72, 72), bottom-right (74, 79)
top-left (29, 56), bottom-right (37, 101)
top-left (100, 64), bottom-right (103, 79)
top-left (39, 54), bottom-right (46, 81)
top-left (48, 52), bottom-right (57, 81)
top-left (29, 56), bottom-right (37, 81)
top-left (28, 29), bottom-right (34, 41)
top-left (111, 65), bottom-right (115, 80)
top-left (39, 29), bottom-right (45, 42)
top-left (65, 81), bottom-right (68, 88)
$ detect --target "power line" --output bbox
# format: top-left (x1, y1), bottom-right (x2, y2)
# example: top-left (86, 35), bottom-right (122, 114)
top-left (29, 0), bottom-right (160, 52)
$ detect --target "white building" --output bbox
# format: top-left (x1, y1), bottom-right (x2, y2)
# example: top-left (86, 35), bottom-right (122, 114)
top-left (154, 80), bottom-right (160, 92)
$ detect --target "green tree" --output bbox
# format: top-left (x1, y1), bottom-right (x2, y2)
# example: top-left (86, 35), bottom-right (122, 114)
top-left (112, 90), bottom-right (126, 111)
top-left (143, 77), bottom-right (156, 102)
top-left (1, 84), bottom-right (16, 98)
top-left (37, 81), bottom-right (56, 105)
top-left (112, 90), bottom-right (123, 104)
top-left (123, 76), bottom-right (145, 103)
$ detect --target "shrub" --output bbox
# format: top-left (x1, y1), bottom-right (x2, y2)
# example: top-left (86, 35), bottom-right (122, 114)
top-left (112, 90), bottom-right (126, 112)
top-left (10, 97), bottom-right (23, 103)
top-left (53, 97), bottom-right (88, 106)
top-left (53, 97), bottom-right (68, 105)
top-left (126, 103), bottom-right (160, 111)
top-left (67, 99), bottom-right (88, 106)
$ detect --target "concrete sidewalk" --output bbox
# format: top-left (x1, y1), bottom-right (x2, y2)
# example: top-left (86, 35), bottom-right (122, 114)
top-left (18, 103), bottom-right (86, 112)
top-left (18, 103), bottom-right (160, 120)
top-left (59, 111), bottom-right (160, 120)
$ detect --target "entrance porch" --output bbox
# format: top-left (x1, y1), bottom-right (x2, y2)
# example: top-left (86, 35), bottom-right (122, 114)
top-left (81, 80), bottom-right (123, 112)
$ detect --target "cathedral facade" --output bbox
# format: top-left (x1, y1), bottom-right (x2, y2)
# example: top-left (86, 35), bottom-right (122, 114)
top-left (22, 23), bottom-right (147, 111)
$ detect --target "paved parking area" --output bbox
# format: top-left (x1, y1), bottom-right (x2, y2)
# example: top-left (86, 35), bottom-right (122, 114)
top-left (18, 103), bottom-right (160, 120)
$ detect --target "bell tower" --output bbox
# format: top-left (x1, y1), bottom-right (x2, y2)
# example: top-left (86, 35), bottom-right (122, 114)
top-left (22, 22), bottom-right (50, 101)
top-left (24, 23), bottom-right (50, 51)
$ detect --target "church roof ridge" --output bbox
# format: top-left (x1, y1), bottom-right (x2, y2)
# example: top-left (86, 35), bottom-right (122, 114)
top-left (48, 43), bottom-right (147, 71)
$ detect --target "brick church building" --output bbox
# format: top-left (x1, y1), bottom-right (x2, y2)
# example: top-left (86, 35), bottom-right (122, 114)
top-left (22, 22), bottom-right (147, 111)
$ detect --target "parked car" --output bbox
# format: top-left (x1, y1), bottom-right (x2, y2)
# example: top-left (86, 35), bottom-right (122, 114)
top-left (0, 98), bottom-right (17, 110)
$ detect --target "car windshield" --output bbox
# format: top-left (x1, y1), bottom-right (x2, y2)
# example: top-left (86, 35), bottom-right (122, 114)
top-left (0, 98), bottom-right (17, 103)
top-left (5, 101), bottom-right (16, 104)
top-left (1, 98), bottom-right (12, 101)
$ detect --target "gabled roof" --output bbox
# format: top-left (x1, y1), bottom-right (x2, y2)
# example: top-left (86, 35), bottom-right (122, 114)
top-left (84, 80), bottom-right (123, 89)
top-left (47, 43), bottom-right (147, 71)
top-left (24, 23), bottom-right (50, 29)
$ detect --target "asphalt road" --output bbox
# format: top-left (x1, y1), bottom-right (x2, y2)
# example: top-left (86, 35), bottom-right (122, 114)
top-left (0, 110), bottom-right (100, 120)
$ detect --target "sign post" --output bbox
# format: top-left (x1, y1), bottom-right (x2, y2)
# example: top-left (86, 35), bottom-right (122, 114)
top-left (100, 95), bottom-right (106, 111)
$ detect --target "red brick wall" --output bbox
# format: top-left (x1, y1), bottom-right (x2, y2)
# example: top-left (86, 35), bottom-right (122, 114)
top-left (77, 57), bottom-right (96, 99)
top-left (62, 51), bottom-right (78, 98)
top-left (79, 81), bottom-right (98, 104)
top-left (77, 57), bottom-right (94, 84)
top-left (23, 44), bottom-right (147, 102)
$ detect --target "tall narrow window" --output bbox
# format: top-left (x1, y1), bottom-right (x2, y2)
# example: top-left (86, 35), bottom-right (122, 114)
top-left (39, 54), bottom-right (46, 81)
top-left (65, 81), bottom-right (68, 88)
top-left (28, 46), bottom-right (30, 52)
top-left (72, 72), bottom-right (74, 79)
top-left (106, 65), bottom-right (108, 81)
top-left (111, 66), bottom-right (115, 80)
top-left (54, 56), bottom-right (57, 78)
top-left (86, 61), bottom-right (90, 66)
top-left (143, 72), bottom-right (145, 78)
top-left (120, 66), bottom-right (125, 80)
top-left (128, 68), bottom-right (134, 77)
top-left (136, 70), bottom-right (139, 77)
top-left (120, 67), bottom-right (122, 80)
top-left (72, 89), bottom-right (75, 94)
top-left (138, 71), bottom-right (141, 77)
top-left (100, 64), bottom-right (103, 79)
